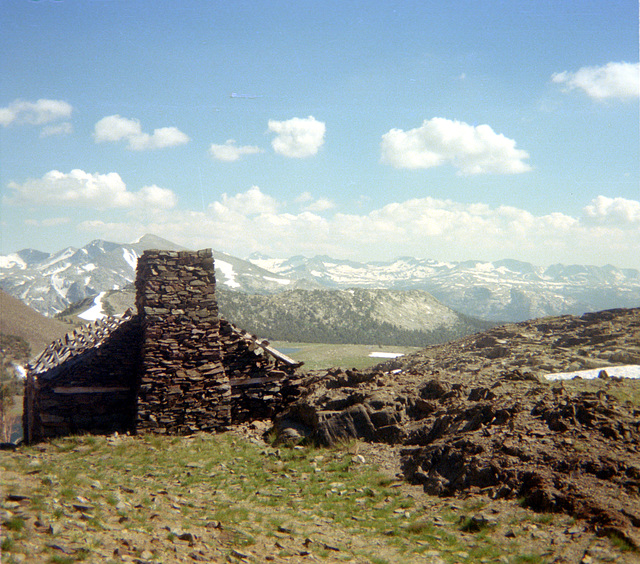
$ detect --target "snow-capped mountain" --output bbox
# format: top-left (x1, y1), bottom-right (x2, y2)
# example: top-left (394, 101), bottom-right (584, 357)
top-left (248, 255), bottom-right (640, 321)
top-left (2, 235), bottom-right (639, 321)
top-left (0, 235), bottom-right (306, 317)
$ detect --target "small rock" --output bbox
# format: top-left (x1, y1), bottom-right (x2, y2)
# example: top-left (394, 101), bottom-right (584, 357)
top-left (178, 531), bottom-right (196, 543)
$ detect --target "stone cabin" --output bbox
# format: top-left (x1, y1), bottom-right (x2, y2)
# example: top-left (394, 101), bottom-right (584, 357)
top-left (23, 249), bottom-right (302, 444)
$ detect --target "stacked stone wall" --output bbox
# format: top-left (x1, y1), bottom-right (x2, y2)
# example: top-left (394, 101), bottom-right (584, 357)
top-left (23, 248), bottom-right (303, 444)
top-left (135, 249), bottom-right (231, 433)
top-left (219, 320), bottom-right (302, 422)
top-left (23, 315), bottom-right (141, 443)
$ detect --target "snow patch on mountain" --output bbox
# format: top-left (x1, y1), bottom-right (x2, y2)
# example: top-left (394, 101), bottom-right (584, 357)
top-left (263, 276), bottom-right (290, 285)
top-left (0, 254), bottom-right (26, 269)
top-left (78, 292), bottom-right (107, 321)
top-left (215, 259), bottom-right (241, 289)
top-left (123, 249), bottom-right (139, 270)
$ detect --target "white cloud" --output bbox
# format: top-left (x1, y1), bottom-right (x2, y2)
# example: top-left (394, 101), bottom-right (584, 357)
top-left (268, 116), bottom-right (326, 158)
top-left (380, 118), bottom-right (531, 174)
top-left (0, 98), bottom-right (73, 127)
top-left (583, 195), bottom-right (640, 224)
top-left (294, 191), bottom-right (334, 212)
top-left (40, 122), bottom-right (73, 137)
top-left (213, 185), bottom-right (278, 215)
top-left (93, 115), bottom-right (189, 150)
top-left (295, 191), bottom-right (314, 204)
top-left (209, 139), bottom-right (263, 161)
top-left (5, 169), bottom-right (177, 209)
top-left (74, 187), bottom-right (640, 268)
top-left (304, 198), bottom-right (335, 212)
top-left (552, 62), bottom-right (640, 100)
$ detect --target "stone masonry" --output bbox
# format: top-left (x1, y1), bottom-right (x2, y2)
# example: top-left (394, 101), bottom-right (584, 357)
top-left (23, 248), bottom-right (302, 443)
top-left (135, 249), bottom-right (231, 433)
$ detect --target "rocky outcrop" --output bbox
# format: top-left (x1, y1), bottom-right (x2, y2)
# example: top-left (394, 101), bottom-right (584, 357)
top-left (274, 307), bottom-right (640, 547)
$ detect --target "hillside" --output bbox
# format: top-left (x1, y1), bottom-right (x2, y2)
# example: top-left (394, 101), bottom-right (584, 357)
top-left (0, 290), bottom-right (72, 357)
top-left (54, 286), bottom-right (492, 347)
top-left (276, 307), bottom-right (640, 552)
top-left (217, 287), bottom-right (493, 346)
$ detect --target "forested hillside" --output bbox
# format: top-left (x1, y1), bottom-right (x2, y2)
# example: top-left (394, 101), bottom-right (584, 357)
top-left (217, 287), bottom-right (493, 346)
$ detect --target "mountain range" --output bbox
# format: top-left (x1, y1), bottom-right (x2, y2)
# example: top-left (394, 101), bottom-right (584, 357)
top-left (250, 254), bottom-right (640, 321)
top-left (1, 234), bottom-right (639, 324)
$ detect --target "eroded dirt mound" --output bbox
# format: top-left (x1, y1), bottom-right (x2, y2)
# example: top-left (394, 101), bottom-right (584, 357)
top-left (275, 307), bottom-right (640, 547)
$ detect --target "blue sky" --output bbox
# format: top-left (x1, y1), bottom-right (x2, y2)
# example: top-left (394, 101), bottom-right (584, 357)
top-left (1, 0), bottom-right (639, 267)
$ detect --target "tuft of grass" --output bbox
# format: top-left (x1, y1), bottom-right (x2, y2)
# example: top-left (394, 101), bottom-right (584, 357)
top-left (2, 516), bottom-right (25, 532)
top-left (49, 555), bottom-right (75, 564)
top-left (513, 555), bottom-right (546, 564)
top-left (1, 535), bottom-right (16, 552)
top-left (607, 531), bottom-right (637, 553)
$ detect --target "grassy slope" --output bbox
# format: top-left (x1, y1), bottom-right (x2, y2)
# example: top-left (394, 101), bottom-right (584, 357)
top-left (0, 290), bottom-right (73, 358)
top-left (0, 432), bottom-right (598, 564)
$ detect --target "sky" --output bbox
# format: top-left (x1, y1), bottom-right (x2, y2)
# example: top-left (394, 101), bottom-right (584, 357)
top-left (1, 0), bottom-right (639, 268)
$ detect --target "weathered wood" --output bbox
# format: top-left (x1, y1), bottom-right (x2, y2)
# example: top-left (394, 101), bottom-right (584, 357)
top-left (229, 324), bottom-right (303, 367)
top-left (53, 387), bottom-right (131, 394)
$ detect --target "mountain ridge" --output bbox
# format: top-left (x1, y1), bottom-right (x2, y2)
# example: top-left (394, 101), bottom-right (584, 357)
top-left (1, 235), bottom-right (639, 321)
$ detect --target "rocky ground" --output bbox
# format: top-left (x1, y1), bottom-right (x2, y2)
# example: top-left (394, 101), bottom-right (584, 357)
top-left (275, 308), bottom-right (640, 555)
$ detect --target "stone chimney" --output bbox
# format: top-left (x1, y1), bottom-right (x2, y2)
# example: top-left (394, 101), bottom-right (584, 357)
top-left (134, 249), bottom-right (230, 433)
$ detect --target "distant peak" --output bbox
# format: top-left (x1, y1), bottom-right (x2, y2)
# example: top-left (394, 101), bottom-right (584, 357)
top-left (132, 234), bottom-right (187, 251)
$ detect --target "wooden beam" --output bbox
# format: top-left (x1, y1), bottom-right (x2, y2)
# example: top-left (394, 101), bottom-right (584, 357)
top-left (53, 386), bottom-right (132, 394)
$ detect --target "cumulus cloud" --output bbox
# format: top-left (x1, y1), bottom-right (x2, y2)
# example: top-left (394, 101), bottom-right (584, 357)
top-left (213, 185), bottom-right (278, 216)
top-left (209, 139), bottom-right (263, 161)
top-left (583, 195), bottom-right (640, 224)
top-left (93, 115), bottom-right (189, 150)
top-left (0, 98), bottom-right (73, 127)
top-left (74, 187), bottom-right (640, 269)
top-left (305, 198), bottom-right (335, 212)
top-left (5, 169), bottom-right (177, 209)
top-left (552, 62), bottom-right (640, 100)
top-left (380, 117), bottom-right (531, 174)
top-left (294, 191), bottom-right (335, 212)
top-left (268, 116), bottom-right (325, 158)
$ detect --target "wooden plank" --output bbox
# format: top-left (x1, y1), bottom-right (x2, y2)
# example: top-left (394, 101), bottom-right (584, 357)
top-left (228, 375), bottom-right (285, 386)
top-left (53, 386), bottom-right (132, 394)
top-left (228, 323), bottom-right (302, 367)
